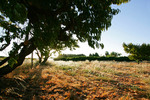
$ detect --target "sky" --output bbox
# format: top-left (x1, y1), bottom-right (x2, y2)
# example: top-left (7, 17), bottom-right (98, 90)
top-left (62, 0), bottom-right (150, 56)
top-left (0, 0), bottom-right (150, 57)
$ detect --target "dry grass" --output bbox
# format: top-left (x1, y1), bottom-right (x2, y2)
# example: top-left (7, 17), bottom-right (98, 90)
top-left (0, 60), bottom-right (150, 100)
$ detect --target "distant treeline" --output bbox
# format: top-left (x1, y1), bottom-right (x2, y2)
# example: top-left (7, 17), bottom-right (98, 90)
top-left (57, 54), bottom-right (86, 58)
top-left (0, 56), bottom-right (6, 59)
top-left (0, 56), bottom-right (5, 58)
top-left (54, 54), bottom-right (133, 61)
top-left (0, 56), bottom-right (6, 60)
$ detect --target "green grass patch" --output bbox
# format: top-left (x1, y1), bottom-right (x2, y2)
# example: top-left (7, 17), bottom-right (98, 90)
top-left (96, 76), bottom-right (111, 82)
top-left (65, 71), bottom-right (76, 76)
top-left (55, 65), bottom-right (76, 71)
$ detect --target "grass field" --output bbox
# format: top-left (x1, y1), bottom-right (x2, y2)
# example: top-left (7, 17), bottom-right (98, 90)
top-left (0, 60), bottom-right (150, 100)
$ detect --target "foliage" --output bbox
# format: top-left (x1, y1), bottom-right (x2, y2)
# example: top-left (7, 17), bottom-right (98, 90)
top-left (89, 52), bottom-right (99, 57)
top-left (58, 54), bottom-right (86, 58)
top-left (123, 43), bottom-right (150, 63)
top-left (54, 56), bottom-right (132, 61)
top-left (0, 0), bottom-right (130, 76)
top-left (105, 51), bottom-right (121, 57)
top-left (36, 46), bottom-right (62, 64)
top-left (8, 58), bottom-right (18, 68)
top-left (105, 51), bottom-right (109, 57)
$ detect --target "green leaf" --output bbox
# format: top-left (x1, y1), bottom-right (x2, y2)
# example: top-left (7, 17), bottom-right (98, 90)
top-left (100, 43), bottom-right (104, 49)
top-left (0, 38), bottom-right (4, 42)
top-left (8, 58), bottom-right (18, 68)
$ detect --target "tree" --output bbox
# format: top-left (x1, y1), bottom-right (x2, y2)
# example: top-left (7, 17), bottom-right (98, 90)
top-left (123, 43), bottom-right (150, 63)
top-left (105, 51), bottom-right (110, 57)
top-left (0, 0), bottom-right (130, 77)
top-left (89, 52), bottom-right (99, 57)
top-left (36, 47), bottom-right (56, 64)
top-left (110, 51), bottom-right (121, 57)
top-left (105, 51), bottom-right (121, 57)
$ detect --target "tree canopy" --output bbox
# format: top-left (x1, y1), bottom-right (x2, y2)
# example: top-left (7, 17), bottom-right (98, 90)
top-left (89, 53), bottom-right (99, 57)
top-left (0, 0), bottom-right (130, 76)
top-left (105, 51), bottom-right (121, 57)
top-left (123, 43), bottom-right (150, 63)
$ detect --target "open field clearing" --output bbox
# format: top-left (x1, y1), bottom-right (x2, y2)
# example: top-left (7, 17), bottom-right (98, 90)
top-left (0, 60), bottom-right (150, 100)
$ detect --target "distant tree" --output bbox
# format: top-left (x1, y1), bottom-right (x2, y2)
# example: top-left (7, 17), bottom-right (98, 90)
top-left (105, 51), bottom-right (110, 57)
top-left (58, 54), bottom-right (86, 58)
top-left (123, 43), bottom-right (150, 63)
top-left (105, 51), bottom-right (121, 57)
top-left (89, 53), bottom-right (92, 57)
top-left (89, 52), bottom-right (99, 57)
top-left (110, 51), bottom-right (121, 57)
top-left (94, 53), bottom-right (99, 57)
top-left (0, 0), bottom-right (130, 76)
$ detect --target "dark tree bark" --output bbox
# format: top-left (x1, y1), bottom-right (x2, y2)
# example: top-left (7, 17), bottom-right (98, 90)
top-left (31, 52), bottom-right (33, 68)
top-left (36, 49), bottom-right (42, 63)
top-left (0, 40), bottom-right (36, 77)
top-left (41, 56), bottom-right (49, 64)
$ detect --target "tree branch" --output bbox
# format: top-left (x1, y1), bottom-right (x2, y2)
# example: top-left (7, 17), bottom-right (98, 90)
top-left (0, 43), bottom-right (10, 51)
top-left (0, 39), bottom-right (36, 77)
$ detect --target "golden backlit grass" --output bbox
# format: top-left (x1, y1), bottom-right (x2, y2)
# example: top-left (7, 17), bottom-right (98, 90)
top-left (1, 60), bottom-right (150, 100)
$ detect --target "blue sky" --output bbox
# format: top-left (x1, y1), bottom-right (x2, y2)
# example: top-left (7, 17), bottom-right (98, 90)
top-left (62, 0), bottom-right (150, 56)
top-left (0, 0), bottom-right (150, 57)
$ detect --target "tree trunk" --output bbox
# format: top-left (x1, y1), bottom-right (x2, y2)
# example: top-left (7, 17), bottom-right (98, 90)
top-left (36, 49), bottom-right (42, 63)
top-left (138, 60), bottom-right (140, 64)
top-left (31, 52), bottom-right (33, 68)
top-left (41, 56), bottom-right (49, 64)
top-left (0, 41), bottom-right (36, 77)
